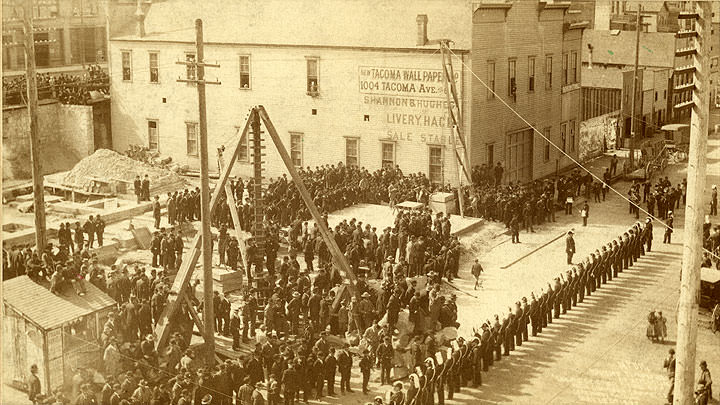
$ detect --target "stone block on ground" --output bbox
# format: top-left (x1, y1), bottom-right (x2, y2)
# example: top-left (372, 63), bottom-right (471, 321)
top-left (434, 327), bottom-right (458, 347)
top-left (131, 226), bottom-right (152, 249)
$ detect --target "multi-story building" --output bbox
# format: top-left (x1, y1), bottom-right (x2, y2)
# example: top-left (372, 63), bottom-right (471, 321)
top-left (108, 0), bottom-right (474, 183)
top-left (2, 0), bottom-right (109, 74)
top-left (470, 0), bottom-right (587, 183)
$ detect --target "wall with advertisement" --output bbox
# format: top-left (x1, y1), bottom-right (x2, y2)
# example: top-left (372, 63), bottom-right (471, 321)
top-left (110, 41), bottom-right (470, 185)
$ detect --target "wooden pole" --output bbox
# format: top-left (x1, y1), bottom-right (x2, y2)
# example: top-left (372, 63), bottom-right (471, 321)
top-left (628, 6), bottom-right (641, 170)
top-left (674, 3), bottom-right (711, 403)
top-left (257, 107), bottom-right (357, 291)
top-left (194, 18), bottom-right (215, 364)
top-left (22, 0), bottom-right (47, 253)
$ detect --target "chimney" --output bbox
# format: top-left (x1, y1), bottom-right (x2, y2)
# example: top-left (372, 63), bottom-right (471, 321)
top-left (587, 43), bottom-right (594, 69)
top-left (135, 0), bottom-right (146, 38)
top-left (416, 14), bottom-right (428, 46)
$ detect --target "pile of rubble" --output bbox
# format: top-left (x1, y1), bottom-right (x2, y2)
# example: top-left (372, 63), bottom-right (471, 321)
top-left (59, 149), bottom-right (185, 193)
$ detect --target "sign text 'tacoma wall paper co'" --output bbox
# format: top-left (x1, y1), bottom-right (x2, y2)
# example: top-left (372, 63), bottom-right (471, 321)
top-left (359, 66), bottom-right (461, 145)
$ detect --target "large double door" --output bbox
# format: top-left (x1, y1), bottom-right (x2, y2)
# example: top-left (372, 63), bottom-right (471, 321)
top-left (505, 128), bottom-right (533, 184)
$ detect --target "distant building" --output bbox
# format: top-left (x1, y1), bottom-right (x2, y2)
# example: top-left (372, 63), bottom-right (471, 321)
top-left (471, 0), bottom-right (587, 182)
top-left (108, 0), bottom-right (474, 184)
top-left (1, 0), bottom-right (108, 75)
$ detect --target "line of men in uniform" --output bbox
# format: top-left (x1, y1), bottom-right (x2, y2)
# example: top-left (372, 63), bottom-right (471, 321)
top-left (396, 221), bottom-right (653, 405)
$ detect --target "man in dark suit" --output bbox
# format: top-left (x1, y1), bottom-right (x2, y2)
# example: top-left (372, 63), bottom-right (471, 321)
top-left (153, 196), bottom-right (162, 229)
top-left (134, 175), bottom-right (142, 203)
top-left (141, 174), bottom-right (151, 201)
top-left (566, 230), bottom-right (576, 264)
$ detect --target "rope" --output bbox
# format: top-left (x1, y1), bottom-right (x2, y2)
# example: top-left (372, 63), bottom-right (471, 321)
top-left (447, 48), bottom-right (720, 261)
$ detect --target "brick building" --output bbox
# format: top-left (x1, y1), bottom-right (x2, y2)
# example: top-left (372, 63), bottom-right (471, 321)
top-left (2, 0), bottom-right (108, 74)
top-left (108, 0), bottom-right (474, 184)
top-left (470, 1), bottom-right (586, 184)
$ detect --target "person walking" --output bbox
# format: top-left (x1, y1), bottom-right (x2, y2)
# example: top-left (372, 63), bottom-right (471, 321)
top-left (581, 201), bottom-right (589, 227)
top-left (471, 259), bottom-right (484, 290)
top-left (565, 231), bottom-right (576, 265)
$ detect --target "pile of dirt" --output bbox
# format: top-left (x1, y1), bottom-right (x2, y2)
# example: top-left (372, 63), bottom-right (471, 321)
top-left (60, 149), bottom-right (184, 191)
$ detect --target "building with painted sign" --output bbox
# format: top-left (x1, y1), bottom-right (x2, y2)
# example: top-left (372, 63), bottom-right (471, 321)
top-left (471, 1), bottom-right (587, 183)
top-left (108, 0), bottom-right (473, 184)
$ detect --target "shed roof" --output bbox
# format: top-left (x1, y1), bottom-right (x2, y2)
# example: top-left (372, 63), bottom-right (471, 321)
top-left (582, 30), bottom-right (675, 68)
top-left (3, 276), bottom-right (116, 330)
top-left (112, 0), bottom-right (473, 51)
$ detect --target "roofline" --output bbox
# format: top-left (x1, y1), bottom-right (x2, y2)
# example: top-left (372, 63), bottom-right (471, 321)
top-left (4, 302), bottom-right (46, 332)
top-left (109, 38), bottom-right (471, 54)
top-left (4, 297), bottom-right (116, 331)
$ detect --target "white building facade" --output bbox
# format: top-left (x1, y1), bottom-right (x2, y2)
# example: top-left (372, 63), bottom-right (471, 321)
top-left (109, 0), bottom-right (473, 184)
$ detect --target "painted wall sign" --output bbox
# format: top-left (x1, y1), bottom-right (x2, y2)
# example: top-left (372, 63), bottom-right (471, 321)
top-left (359, 65), bottom-right (461, 144)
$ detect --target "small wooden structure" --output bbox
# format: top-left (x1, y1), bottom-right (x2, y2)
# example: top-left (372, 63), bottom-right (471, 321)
top-left (2, 276), bottom-right (116, 393)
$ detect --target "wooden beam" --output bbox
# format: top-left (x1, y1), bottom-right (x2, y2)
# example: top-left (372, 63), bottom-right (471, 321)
top-left (218, 148), bottom-right (249, 272)
top-left (257, 107), bottom-right (357, 291)
top-left (154, 111), bottom-right (254, 352)
top-left (183, 293), bottom-right (205, 333)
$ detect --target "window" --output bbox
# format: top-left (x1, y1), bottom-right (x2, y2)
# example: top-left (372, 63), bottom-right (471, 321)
top-left (185, 53), bottom-right (196, 80)
top-left (149, 52), bottom-right (159, 83)
top-left (290, 133), bottom-right (303, 167)
top-left (528, 57), bottom-right (535, 92)
top-left (508, 59), bottom-right (516, 100)
top-left (237, 126), bottom-right (249, 162)
top-left (429, 146), bottom-right (444, 184)
top-left (562, 53), bottom-right (568, 86)
top-left (306, 57), bottom-right (319, 93)
top-left (487, 61), bottom-right (495, 99)
top-left (147, 120), bottom-right (159, 151)
top-left (121, 51), bottom-right (131, 81)
top-left (560, 122), bottom-right (567, 152)
top-left (543, 128), bottom-right (551, 162)
top-left (663, 89), bottom-right (667, 99)
top-left (569, 120), bottom-right (576, 152)
top-left (545, 55), bottom-right (553, 89)
top-left (345, 138), bottom-right (359, 167)
top-left (655, 91), bottom-right (658, 101)
top-left (570, 51), bottom-right (577, 84)
top-left (186, 122), bottom-right (198, 156)
top-left (486, 143), bottom-right (495, 165)
top-left (239, 55), bottom-right (250, 88)
top-left (381, 142), bottom-right (395, 169)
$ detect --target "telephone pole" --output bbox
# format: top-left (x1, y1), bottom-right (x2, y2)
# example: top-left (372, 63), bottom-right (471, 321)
top-left (674, 2), bottom-right (711, 404)
top-left (628, 5), bottom-right (641, 170)
top-left (21, 0), bottom-right (47, 253)
top-left (177, 19), bottom-right (221, 364)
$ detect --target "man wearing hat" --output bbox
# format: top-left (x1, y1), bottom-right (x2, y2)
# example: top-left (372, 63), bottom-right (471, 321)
top-left (711, 185), bottom-right (718, 216)
top-left (358, 348), bottom-right (373, 394)
top-left (565, 230), bottom-right (576, 265)
top-left (376, 336), bottom-right (395, 386)
top-left (644, 217), bottom-right (654, 252)
top-left (358, 292), bottom-right (375, 332)
top-left (664, 213), bottom-right (674, 244)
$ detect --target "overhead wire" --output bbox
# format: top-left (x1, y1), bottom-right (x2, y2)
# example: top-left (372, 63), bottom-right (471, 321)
top-left (446, 47), bottom-right (719, 261)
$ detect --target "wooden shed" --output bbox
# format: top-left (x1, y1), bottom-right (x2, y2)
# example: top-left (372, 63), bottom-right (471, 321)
top-left (3, 276), bottom-right (116, 393)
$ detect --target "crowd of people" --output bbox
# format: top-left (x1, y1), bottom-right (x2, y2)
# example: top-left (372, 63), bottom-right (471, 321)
top-left (2, 64), bottom-right (109, 106)
top-left (10, 150), bottom-right (720, 405)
